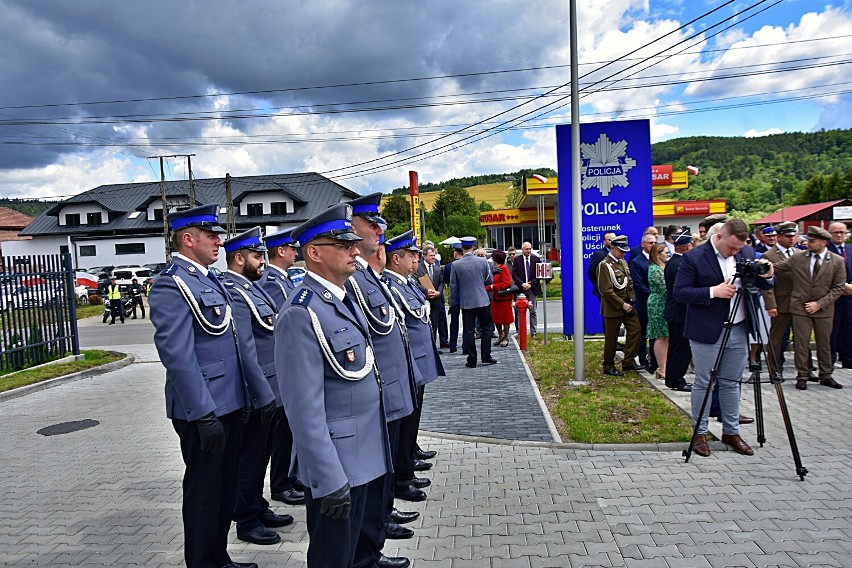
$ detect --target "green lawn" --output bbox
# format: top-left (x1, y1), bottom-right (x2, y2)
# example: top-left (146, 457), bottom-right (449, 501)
top-left (525, 337), bottom-right (693, 444)
top-left (0, 349), bottom-right (123, 393)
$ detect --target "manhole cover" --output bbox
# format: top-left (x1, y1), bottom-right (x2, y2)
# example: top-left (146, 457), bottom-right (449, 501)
top-left (37, 419), bottom-right (100, 436)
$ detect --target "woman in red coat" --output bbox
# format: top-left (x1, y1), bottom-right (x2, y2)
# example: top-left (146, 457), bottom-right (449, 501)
top-left (487, 249), bottom-right (515, 347)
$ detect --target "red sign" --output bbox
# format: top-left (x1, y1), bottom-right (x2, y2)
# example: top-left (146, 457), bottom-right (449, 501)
top-left (535, 263), bottom-right (552, 279)
top-left (480, 213), bottom-right (506, 223)
top-left (651, 164), bottom-right (673, 186)
top-left (673, 202), bottom-right (711, 215)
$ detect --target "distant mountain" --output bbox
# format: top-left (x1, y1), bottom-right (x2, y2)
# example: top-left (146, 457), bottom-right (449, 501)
top-left (0, 198), bottom-right (56, 218)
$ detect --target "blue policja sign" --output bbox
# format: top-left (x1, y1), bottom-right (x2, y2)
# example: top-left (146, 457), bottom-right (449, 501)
top-left (556, 119), bottom-right (653, 335)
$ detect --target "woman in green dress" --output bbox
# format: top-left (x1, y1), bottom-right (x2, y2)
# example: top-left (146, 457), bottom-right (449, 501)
top-left (646, 243), bottom-right (670, 379)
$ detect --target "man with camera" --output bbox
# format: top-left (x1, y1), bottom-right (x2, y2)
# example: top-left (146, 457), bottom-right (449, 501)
top-left (674, 219), bottom-right (774, 458)
top-left (596, 235), bottom-right (641, 376)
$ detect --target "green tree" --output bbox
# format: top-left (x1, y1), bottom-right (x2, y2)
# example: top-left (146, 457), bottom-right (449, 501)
top-left (380, 194), bottom-right (411, 229)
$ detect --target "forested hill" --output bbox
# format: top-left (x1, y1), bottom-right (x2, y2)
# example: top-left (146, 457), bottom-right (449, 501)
top-left (654, 128), bottom-right (851, 216)
top-left (0, 198), bottom-right (55, 217)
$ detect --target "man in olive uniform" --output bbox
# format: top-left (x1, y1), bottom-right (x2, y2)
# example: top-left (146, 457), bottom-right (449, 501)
top-left (762, 221), bottom-right (804, 376)
top-left (596, 235), bottom-right (641, 375)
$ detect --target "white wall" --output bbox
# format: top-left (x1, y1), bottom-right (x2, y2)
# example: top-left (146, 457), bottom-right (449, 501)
top-left (240, 193), bottom-right (293, 215)
top-left (58, 203), bottom-right (106, 225)
top-left (3, 235), bottom-right (169, 269)
top-left (2, 236), bottom-right (69, 258)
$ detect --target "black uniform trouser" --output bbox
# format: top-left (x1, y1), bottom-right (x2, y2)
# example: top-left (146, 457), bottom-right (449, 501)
top-left (305, 476), bottom-right (377, 568)
top-left (172, 411), bottom-right (241, 568)
top-left (395, 386), bottom-right (425, 490)
top-left (831, 299), bottom-right (852, 365)
top-left (430, 301), bottom-right (448, 345)
top-left (233, 410), bottom-right (273, 533)
top-left (664, 319), bottom-right (692, 389)
top-left (353, 419), bottom-right (401, 568)
top-left (448, 305), bottom-right (460, 349)
top-left (131, 296), bottom-right (145, 318)
top-left (109, 298), bottom-right (124, 323)
top-left (462, 305), bottom-right (494, 365)
top-left (269, 407), bottom-right (298, 494)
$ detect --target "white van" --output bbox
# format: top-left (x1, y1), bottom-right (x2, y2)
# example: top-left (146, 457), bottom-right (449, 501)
top-left (112, 266), bottom-right (152, 293)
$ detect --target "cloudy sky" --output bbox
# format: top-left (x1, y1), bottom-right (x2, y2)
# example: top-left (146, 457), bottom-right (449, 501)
top-left (1, 0), bottom-right (849, 200)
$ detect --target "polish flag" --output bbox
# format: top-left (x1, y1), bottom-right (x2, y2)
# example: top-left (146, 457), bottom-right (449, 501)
top-left (687, 165), bottom-right (699, 176)
top-left (76, 272), bottom-right (99, 288)
top-left (532, 174), bottom-right (548, 183)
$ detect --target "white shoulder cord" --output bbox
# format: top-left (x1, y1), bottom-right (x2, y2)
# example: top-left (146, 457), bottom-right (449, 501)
top-left (232, 286), bottom-right (275, 332)
top-left (389, 285), bottom-right (430, 324)
top-left (306, 306), bottom-right (375, 380)
top-left (172, 275), bottom-right (233, 335)
top-left (348, 276), bottom-right (395, 335)
top-left (605, 262), bottom-right (628, 290)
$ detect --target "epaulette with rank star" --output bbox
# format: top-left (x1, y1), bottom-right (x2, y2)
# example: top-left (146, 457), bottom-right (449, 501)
top-left (223, 280), bottom-right (235, 289)
top-left (292, 288), bottom-right (313, 307)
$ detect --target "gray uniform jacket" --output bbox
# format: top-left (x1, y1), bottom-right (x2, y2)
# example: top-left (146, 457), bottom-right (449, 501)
top-left (222, 271), bottom-right (280, 406)
top-left (383, 270), bottom-right (444, 385)
top-left (150, 256), bottom-right (274, 421)
top-left (260, 264), bottom-right (297, 309)
top-left (274, 274), bottom-right (390, 498)
top-left (346, 261), bottom-right (418, 422)
top-left (449, 253), bottom-right (492, 309)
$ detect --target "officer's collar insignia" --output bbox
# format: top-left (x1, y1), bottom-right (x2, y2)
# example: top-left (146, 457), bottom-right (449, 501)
top-left (243, 282), bottom-right (251, 289)
top-left (187, 265), bottom-right (196, 272)
top-left (321, 289), bottom-right (333, 300)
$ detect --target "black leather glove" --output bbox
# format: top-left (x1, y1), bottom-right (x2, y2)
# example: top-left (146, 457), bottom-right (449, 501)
top-left (196, 412), bottom-right (225, 453)
top-left (258, 401), bottom-right (277, 424)
top-left (241, 407), bottom-right (251, 425)
top-left (320, 483), bottom-right (351, 520)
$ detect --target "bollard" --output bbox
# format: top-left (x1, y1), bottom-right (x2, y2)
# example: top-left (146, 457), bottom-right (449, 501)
top-left (516, 293), bottom-right (529, 351)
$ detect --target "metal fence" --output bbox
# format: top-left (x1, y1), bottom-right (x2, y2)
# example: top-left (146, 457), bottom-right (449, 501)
top-left (1, 253), bottom-right (80, 372)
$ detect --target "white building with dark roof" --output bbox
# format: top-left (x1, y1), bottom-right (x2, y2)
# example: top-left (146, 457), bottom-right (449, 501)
top-left (4, 172), bottom-right (359, 270)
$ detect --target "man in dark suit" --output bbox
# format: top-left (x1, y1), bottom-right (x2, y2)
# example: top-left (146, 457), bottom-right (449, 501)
top-left (150, 204), bottom-right (273, 568)
top-left (663, 230), bottom-right (693, 392)
top-left (511, 241), bottom-right (541, 336)
top-left (442, 244), bottom-right (464, 352)
top-left (674, 219), bottom-right (775, 458)
top-left (416, 243), bottom-right (447, 347)
top-left (630, 232), bottom-right (658, 370)
top-left (828, 222), bottom-right (852, 368)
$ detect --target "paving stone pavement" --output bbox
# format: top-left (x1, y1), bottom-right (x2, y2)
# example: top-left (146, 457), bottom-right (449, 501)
top-left (1, 334), bottom-right (851, 567)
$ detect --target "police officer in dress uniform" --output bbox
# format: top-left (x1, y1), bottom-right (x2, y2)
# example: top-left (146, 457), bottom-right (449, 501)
top-left (149, 204), bottom-right (274, 568)
top-left (220, 228), bottom-right (293, 546)
top-left (344, 193), bottom-right (419, 568)
top-left (274, 204), bottom-right (391, 568)
top-left (597, 235), bottom-right (642, 375)
top-left (259, 228), bottom-right (305, 507)
top-left (383, 231), bottom-right (445, 505)
top-left (450, 236), bottom-right (496, 368)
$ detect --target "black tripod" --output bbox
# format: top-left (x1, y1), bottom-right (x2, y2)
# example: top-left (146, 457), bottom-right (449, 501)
top-left (682, 269), bottom-right (808, 481)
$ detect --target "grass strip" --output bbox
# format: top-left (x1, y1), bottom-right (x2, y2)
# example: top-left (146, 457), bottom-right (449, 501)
top-left (0, 349), bottom-right (123, 392)
top-left (525, 337), bottom-right (692, 444)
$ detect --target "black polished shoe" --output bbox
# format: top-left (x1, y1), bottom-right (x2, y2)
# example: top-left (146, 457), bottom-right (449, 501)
top-left (671, 383), bottom-right (693, 392)
top-left (259, 511), bottom-right (294, 528)
top-left (415, 448), bottom-right (437, 460)
top-left (413, 459), bottom-right (433, 471)
top-left (465, 362), bottom-right (476, 368)
top-left (621, 364), bottom-right (643, 372)
top-left (377, 555), bottom-right (411, 568)
top-left (383, 520), bottom-right (414, 539)
top-left (410, 476), bottom-right (431, 488)
top-left (271, 488), bottom-right (305, 505)
top-left (449, 348), bottom-right (457, 353)
top-left (237, 525), bottom-right (281, 545)
top-left (390, 508), bottom-right (420, 524)
top-left (222, 562), bottom-right (259, 568)
top-left (481, 358), bottom-right (498, 365)
top-left (604, 368), bottom-right (623, 376)
top-left (394, 485), bottom-right (427, 502)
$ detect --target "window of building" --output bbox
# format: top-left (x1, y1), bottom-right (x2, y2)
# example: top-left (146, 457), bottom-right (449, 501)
top-left (59, 245), bottom-right (69, 255)
top-left (115, 243), bottom-right (146, 255)
top-left (79, 245), bottom-right (97, 257)
top-left (271, 201), bottom-right (289, 215)
top-left (65, 213), bottom-right (81, 226)
top-left (87, 212), bottom-right (103, 225)
top-left (246, 203), bottom-right (263, 216)
top-left (152, 208), bottom-right (164, 221)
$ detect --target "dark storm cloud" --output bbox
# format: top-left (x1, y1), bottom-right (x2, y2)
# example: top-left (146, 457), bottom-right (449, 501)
top-left (0, 0), bottom-right (567, 170)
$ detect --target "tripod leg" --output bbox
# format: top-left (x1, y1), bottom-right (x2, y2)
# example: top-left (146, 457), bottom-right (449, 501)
top-left (774, 383), bottom-right (808, 481)
top-left (684, 375), bottom-right (716, 462)
top-left (752, 371), bottom-right (765, 446)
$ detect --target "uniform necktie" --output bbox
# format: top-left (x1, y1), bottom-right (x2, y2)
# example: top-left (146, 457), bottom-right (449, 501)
top-left (813, 254), bottom-right (821, 278)
top-left (787, 248), bottom-right (792, 258)
top-left (342, 293), bottom-right (359, 319)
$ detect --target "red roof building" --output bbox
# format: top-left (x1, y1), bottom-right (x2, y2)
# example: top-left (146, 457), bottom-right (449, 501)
top-left (0, 206), bottom-right (34, 271)
top-left (752, 199), bottom-right (852, 229)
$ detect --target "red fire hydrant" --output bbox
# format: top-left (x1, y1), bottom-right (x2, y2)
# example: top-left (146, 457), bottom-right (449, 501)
top-left (516, 293), bottom-right (529, 351)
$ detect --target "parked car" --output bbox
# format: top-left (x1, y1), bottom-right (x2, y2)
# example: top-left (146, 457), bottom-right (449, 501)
top-left (144, 262), bottom-right (168, 275)
top-left (112, 266), bottom-right (152, 293)
top-left (287, 266), bottom-right (307, 285)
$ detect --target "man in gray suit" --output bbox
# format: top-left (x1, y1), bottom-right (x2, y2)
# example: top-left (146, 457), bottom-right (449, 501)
top-left (221, 228), bottom-right (291, 546)
top-left (450, 236), bottom-right (496, 368)
top-left (274, 204), bottom-right (390, 568)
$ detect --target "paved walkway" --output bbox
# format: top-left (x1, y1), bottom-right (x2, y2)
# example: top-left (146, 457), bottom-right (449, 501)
top-left (1, 327), bottom-right (852, 567)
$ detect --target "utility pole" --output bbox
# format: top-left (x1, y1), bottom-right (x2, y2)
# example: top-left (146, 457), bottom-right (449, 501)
top-left (148, 154), bottom-right (197, 262)
top-left (187, 154), bottom-right (196, 205)
top-left (225, 173), bottom-right (236, 236)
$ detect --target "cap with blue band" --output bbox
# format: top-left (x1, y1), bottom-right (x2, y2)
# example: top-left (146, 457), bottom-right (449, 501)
top-left (223, 227), bottom-right (267, 253)
top-left (384, 230), bottom-right (421, 253)
top-left (264, 228), bottom-right (298, 248)
top-left (292, 203), bottom-right (361, 245)
top-left (348, 192), bottom-right (384, 223)
top-left (168, 203), bottom-right (226, 233)
top-left (460, 236), bottom-right (477, 247)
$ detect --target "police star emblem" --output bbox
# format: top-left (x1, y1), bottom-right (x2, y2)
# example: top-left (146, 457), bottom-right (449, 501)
top-left (346, 349), bottom-right (356, 362)
top-left (580, 132), bottom-right (636, 197)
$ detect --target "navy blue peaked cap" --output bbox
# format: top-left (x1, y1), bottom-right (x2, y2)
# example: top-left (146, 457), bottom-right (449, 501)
top-left (293, 203), bottom-right (361, 244)
top-left (264, 228), bottom-right (298, 248)
top-left (348, 192), bottom-right (384, 223)
top-left (223, 227), bottom-right (267, 253)
top-left (385, 230), bottom-right (421, 253)
top-left (672, 229), bottom-right (693, 245)
top-left (169, 203), bottom-right (226, 233)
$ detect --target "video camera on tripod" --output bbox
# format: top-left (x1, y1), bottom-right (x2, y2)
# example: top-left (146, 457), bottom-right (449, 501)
top-left (735, 258), bottom-right (770, 283)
